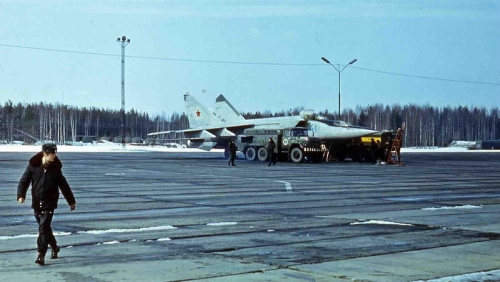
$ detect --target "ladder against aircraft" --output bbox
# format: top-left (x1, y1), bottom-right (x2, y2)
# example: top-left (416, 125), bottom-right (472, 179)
top-left (386, 122), bottom-right (405, 166)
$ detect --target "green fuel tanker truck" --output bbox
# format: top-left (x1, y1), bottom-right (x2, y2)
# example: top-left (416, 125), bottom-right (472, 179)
top-left (237, 127), bottom-right (324, 163)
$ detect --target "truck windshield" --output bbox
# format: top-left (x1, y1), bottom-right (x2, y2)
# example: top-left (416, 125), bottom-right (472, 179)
top-left (290, 129), bottom-right (308, 136)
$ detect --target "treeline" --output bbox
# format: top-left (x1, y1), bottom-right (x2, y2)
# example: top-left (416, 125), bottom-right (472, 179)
top-left (1, 100), bottom-right (499, 147)
top-left (0, 100), bottom-right (189, 144)
top-left (242, 104), bottom-right (500, 147)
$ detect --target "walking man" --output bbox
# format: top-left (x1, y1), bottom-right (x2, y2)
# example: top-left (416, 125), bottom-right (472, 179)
top-left (227, 140), bottom-right (237, 166)
top-left (17, 143), bottom-right (76, 265)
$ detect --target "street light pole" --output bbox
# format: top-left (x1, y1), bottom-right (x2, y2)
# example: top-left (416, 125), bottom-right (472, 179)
top-left (117, 36), bottom-right (130, 147)
top-left (321, 57), bottom-right (357, 120)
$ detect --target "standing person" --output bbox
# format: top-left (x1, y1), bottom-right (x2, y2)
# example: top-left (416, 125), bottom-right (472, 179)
top-left (394, 139), bottom-right (402, 164)
top-left (267, 138), bottom-right (277, 166)
top-left (370, 138), bottom-right (378, 163)
top-left (376, 140), bottom-right (382, 161)
top-left (383, 142), bottom-right (391, 162)
top-left (17, 143), bottom-right (76, 266)
top-left (227, 140), bottom-right (237, 166)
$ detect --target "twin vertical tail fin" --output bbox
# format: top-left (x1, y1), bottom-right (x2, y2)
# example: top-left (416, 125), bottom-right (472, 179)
top-left (215, 94), bottom-right (246, 122)
top-left (184, 93), bottom-right (226, 128)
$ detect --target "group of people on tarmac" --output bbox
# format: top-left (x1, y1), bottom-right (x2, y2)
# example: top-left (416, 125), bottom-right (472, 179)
top-left (227, 138), bottom-right (277, 167)
top-left (353, 138), bottom-right (393, 163)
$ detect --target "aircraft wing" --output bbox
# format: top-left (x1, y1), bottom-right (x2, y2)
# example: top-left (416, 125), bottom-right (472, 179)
top-left (224, 123), bottom-right (255, 133)
top-left (147, 128), bottom-right (209, 137)
top-left (148, 123), bottom-right (256, 137)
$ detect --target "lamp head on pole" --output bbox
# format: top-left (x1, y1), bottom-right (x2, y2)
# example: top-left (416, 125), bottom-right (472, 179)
top-left (117, 36), bottom-right (131, 43)
top-left (348, 58), bottom-right (357, 65)
top-left (321, 57), bottom-right (331, 64)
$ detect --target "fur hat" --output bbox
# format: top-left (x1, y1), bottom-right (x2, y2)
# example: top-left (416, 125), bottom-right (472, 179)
top-left (42, 143), bottom-right (57, 154)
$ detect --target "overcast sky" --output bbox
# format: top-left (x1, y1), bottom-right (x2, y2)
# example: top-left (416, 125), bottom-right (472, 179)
top-left (1, 0), bottom-right (499, 117)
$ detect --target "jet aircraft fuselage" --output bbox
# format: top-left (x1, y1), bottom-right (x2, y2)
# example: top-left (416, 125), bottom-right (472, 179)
top-left (147, 94), bottom-right (378, 152)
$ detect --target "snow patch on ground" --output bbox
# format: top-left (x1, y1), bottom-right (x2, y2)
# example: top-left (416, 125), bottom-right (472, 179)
top-left (0, 144), bottom-right (222, 153)
top-left (206, 222), bottom-right (238, 226)
top-left (102, 241), bottom-right (120, 245)
top-left (78, 225), bottom-right (177, 234)
top-left (414, 269), bottom-right (500, 282)
top-left (422, 205), bottom-right (482, 211)
top-left (0, 231), bottom-right (71, 240)
top-left (1, 144), bottom-right (499, 153)
top-left (402, 147), bottom-right (500, 153)
top-left (350, 220), bottom-right (414, 226)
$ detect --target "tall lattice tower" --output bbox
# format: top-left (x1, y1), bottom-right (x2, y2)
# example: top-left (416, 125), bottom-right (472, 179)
top-left (116, 36), bottom-right (130, 146)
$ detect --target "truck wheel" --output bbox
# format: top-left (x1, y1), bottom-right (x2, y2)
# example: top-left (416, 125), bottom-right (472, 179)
top-left (257, 147), bottom-right (268, 162)
top-left (245, 147), bottom-right (257, 161)
top-left (290, 147), bottom-right (304, 163)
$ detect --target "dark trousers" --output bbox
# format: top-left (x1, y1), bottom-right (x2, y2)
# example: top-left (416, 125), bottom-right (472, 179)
top-left (34, 209), bottom-right (57, 256)
top-left (228, 154), bottom-right (236, 165)
top-left (268, 152), bottom-right (276, 165)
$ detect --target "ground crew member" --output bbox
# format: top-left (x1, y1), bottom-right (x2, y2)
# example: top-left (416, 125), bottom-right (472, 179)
top-left (383, 142), bottom-right (391, 162)
top-left (394, 139), bottom-right (402, 164)
top-left (267, 138), bottom-right (277, 166)
top-left (370, 138), bottom-right (378, 163)
top-left (17, 143), bottom-right (76, 266)
top-left (227, 140), bottom-right (237, 166)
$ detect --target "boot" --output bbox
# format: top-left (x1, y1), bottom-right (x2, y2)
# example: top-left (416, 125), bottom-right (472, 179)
top-left (51, 245), bottom-right (60, 259)
top-left (35, 253), bottom-right (45, 265)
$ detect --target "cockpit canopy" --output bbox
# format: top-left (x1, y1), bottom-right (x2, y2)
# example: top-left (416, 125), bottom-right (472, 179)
top-left (299, 109), bottom-right (317, 120)
top-left (318, 119), bottom-right (352, 127)
top-left (300, 109), bottom-right (353, 127)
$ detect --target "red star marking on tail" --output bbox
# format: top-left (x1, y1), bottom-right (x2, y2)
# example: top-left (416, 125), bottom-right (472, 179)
top-left (196, 110), bottom-right (201, 117)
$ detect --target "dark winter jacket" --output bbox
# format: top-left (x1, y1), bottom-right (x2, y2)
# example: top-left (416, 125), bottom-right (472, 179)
top-left (228, 142), bottom-right (237, 156)
top-left (17, 152), bottom-right (76, 210)
top-left (267, 140), bottom-right (276, 154)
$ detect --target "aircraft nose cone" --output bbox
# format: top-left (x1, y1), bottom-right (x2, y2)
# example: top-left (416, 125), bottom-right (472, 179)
top-left (350, 128), bottom-right (379, 138)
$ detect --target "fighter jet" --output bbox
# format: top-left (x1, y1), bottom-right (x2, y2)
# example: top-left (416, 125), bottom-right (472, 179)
top-left (214, 94), bottom-right (380, 160)
top-left (215, 94), bottom-right (376, 139)
top-left (148, 93), bottom-right (378, 160)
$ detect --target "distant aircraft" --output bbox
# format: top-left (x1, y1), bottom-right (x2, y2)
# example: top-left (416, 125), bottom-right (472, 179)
top-left (148, 93), bottom-right (378, 160)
